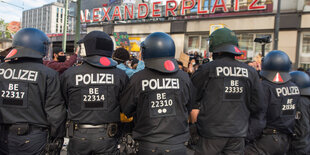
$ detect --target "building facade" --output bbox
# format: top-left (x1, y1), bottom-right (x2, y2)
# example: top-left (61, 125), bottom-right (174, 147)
top-left (81, 0), bottom-right (310, 69)
top-left (22, 2), bottom-right (75, 34)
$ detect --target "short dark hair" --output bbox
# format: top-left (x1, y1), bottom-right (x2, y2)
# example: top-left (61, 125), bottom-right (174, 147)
top-left (53, 47), bottom-right (63, 54)
top-left (112, 48), bottom-right (130, 63)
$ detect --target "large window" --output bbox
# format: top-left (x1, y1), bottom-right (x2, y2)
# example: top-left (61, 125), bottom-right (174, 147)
top-left (302, 33), bottom-right (310, 54)
top-left (299, 32), bottom-right (310, 69)
top-left (186, 32), bottom-right (272, 60)
top-left (186, 35), bottom-right (209, 58)
top-left (236, 33), bottom-right (272, 60)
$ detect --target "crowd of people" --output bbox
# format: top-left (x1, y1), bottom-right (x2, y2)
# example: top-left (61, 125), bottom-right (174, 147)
top-left (0, 27), bottom-right (309, 155)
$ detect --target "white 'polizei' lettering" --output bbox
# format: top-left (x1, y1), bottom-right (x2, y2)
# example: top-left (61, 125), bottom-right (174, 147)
top-left (142, 78), bottom-right (179, 91)
top-left (275, 86), bottom-right (300, 97)
top-left (75, 73), bottom-right (114, 85)
top-left (216, 66), bottom-right (248, 78)
top-left (0, 68), bottom-right (38, 82)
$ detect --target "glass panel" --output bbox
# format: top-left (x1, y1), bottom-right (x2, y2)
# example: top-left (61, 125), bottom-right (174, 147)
top-left (255, 34), bottom-right (272, 54)
top-left (302, 33), bottom-right (310, 54)
top-left (300, 63), bottom-right (310, 70)
top-left (201, 36), bottom-right (209, 58)
top-left (188, 36), bottom-right (199, 50)
top-left (236, 33), bottom-right (254, 59)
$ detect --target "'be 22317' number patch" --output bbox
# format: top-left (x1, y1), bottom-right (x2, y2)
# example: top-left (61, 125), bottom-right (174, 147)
top-left (0, 82), bottom-right (28, 108)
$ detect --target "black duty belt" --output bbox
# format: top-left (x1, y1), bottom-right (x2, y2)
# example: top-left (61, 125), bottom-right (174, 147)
top-left (78, 124), bottom-right (108, 129)
top-left (0, 123), bottom-right (47, 135)
top-left (263, 128), bottom-right (283, 135)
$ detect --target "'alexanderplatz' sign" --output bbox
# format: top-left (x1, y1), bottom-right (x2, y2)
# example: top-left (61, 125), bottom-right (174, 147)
top-left (80, 0), bottom-right (271, 23)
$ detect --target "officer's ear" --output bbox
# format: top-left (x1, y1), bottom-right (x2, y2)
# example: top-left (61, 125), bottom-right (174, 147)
top-left (53, 53), bottom-right (58, 59)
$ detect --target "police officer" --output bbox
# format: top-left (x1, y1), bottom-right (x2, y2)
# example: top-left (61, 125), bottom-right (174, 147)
top-left (61, 31), bottom-right (128, 154)
top-left (245, 50), bottom-right (300, 155)
top-left (120, 32), bottom-right (195, 155)
top-left (0, 28), bottom-right (66, 154)
top-left (191, 27), bottom-right (265, 155)
top-left (288, 71), bottom-right (310, 154)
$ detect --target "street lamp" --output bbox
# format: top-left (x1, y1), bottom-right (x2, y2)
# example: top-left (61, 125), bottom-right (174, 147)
top-left (0, 0), bottom-right (24, 9)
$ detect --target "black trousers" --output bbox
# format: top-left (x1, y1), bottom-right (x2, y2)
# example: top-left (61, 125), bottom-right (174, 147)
top-left (68, 128), bottom-right (119, 155)
top-left (245, 134), bottom-right (290, 155)
top-left (194, 137), bottom-right (245, 155)
top-left (0, 127), bottom-right (47, 155)
top-left (137, 141), bottom-right (187, 155)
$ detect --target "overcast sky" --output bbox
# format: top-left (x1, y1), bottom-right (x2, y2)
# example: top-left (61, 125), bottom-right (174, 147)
top-left (0, 0), bottom-right (56, 23)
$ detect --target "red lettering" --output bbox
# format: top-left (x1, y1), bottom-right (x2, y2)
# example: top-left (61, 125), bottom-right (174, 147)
top-left (112, 6), bottom-right (122, 20)
top-left (152, 1), bottom-right (162, 17)
top-left (80, 10), bottom-right (85, 22)
top-left (211, 0), bottom-right (228, 13)
top-left (234, 0), bottom-right (239, 11)
top-left (138, 3), bottom-right (149, 19)
top-left (166, 0), bottom-right (177, 16)
top-left (84, 9), bottom-right (91, 22)
top-left (182, 0), bottom-right (195, 15)
top-left (248, 0), bottom-right (266, 10)
top-left (102, 7), bottom-right (111, 21)
top-left (124, 5), bottom-right (134, 20)
top-left (92, 8), bottom-right (101, 22)
top-left (197, 0), bottom-right (208, 14)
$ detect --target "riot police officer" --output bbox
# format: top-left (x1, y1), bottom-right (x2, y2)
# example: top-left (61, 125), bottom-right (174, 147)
top-left (120, 32), bottom-right (195, 155)
top-left (245, 50), bottom-right (300, 154)
top-left (191, 27), bottom-right (265, 155)
top-left (288, 71), bottom-right (310, 154)
top-left (61, 31), bottom-right (128, 154)
top-left (0, 28), bottom-right (66, 154)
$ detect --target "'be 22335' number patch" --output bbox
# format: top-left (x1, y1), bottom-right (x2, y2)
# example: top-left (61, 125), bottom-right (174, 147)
top-left (0, 82), bottom-right (28, 108)
top-left (149, 91), bottom-right (176, 118)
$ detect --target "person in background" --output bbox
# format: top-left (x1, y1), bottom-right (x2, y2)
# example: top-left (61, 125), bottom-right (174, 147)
top-left (112, 48), bottom-right (144, 78)
top-left (177, 60), bottom-right (184, 71)
top-left (188, 58), bottom-right (198, 76)
top-left (194, 51), bottom-right (202, 64)
top-left (131, 58), bottom-right (139, 69)
top-left (297, 67), bottom-right (305, 72)
top-left (43, 47), bottom-right (77, 74)
top-left (202, 58), bottom-right (210, 64)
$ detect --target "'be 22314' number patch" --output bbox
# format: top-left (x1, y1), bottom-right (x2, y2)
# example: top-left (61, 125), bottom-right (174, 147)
top-left (149, 91), bottom-right (176, 118)
top-left (81, 87), bottom-right (108, 110)
top-left (0, 82), bottom-right (28, 108)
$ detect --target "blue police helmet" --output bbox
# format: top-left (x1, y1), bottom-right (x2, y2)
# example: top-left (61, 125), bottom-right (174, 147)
top-left (290, 71), bottom-right (310, 96)
top-left (140, 32), bottom-right (178, 73)
top-left (260, 50), bottom-right (292, 84)
top-left (80, 31), bottom-right (117, 68)
top-left (78, 31), bottom-right (114, 57)
top-left (5, 28), bottom-right (50, 60)
top-left (141, 32), bottom-right (175, 59)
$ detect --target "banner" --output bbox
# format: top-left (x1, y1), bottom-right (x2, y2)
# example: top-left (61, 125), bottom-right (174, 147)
top-left (113, 32), bottom-right (130, 46)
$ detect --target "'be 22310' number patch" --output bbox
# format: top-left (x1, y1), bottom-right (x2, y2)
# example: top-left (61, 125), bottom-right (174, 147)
top-left (0, 82), bottom-right (28, 108)
top-left (149, 91), bottom-right (176, 118)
